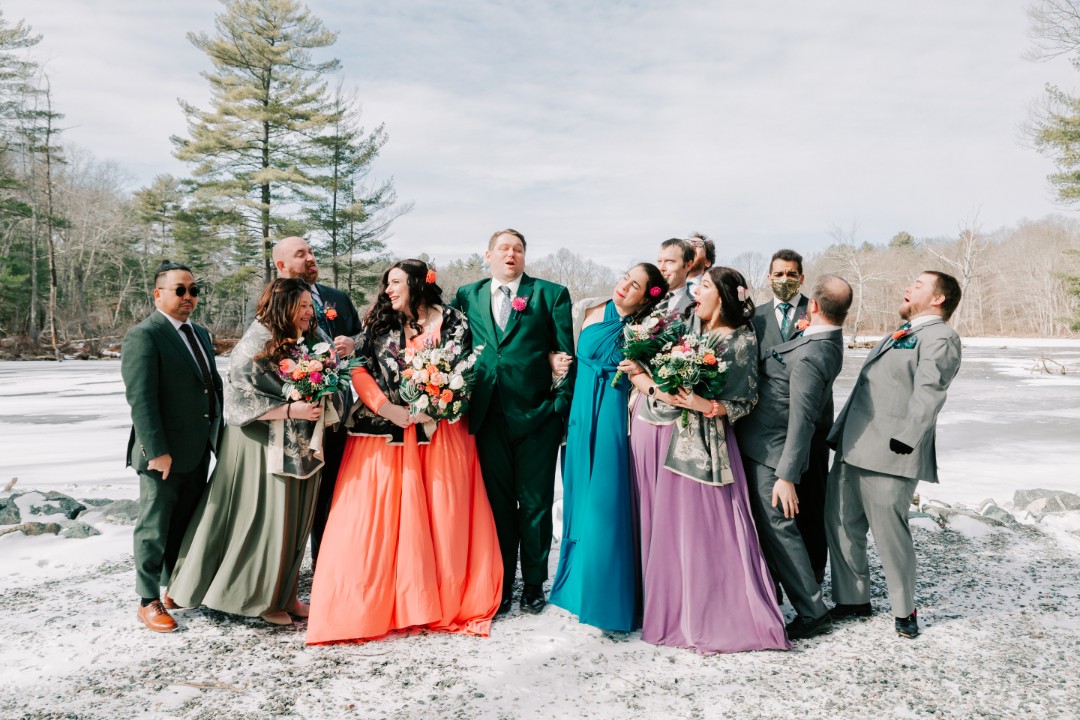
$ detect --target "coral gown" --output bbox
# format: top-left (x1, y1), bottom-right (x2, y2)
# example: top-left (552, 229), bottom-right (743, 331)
top-left (306, 324), bottom-right (503, 644)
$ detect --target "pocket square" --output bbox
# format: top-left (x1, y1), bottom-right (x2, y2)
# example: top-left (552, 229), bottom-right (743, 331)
top-left (893, 335), bottom-right (918, 350)
top-left (770, 349), bottom-right (786, 364)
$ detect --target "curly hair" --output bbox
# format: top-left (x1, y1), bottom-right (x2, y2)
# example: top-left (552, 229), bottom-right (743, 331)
top-left (705, 266), bottom-right (755, 328)
top-left (254, 278), bottom-right (316, 364)
top-left (364, 259), bottom-right (444, 339)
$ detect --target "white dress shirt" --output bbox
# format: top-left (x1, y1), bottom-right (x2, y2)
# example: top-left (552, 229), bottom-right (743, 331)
top-left (158, 309), bottom-right (210, 368)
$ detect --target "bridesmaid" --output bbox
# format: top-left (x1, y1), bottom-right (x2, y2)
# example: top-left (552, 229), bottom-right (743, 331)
top-left (169, 278), bottom-right (341, 625)
top-left (622, 266), bottom-right (791, 653)
top-left (548, 263), bottom-right (667, 632)
top-left (306, 259), bottom-right (502, 644)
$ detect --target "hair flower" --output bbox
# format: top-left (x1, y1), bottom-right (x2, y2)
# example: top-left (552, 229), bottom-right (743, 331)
top-left (737, 286), bottom-right (749, 302)
top-left (648, 285), bottom-right (663, 297)
top-left (425, 269), bottom-right (437, 284)
top-left (512, 296), bottom-right (528, 312)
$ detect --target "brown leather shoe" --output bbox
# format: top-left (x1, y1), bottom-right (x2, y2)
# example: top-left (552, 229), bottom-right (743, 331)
top-left (138, 600), bottom-right (178, 633)
top-left (162, 593), bottom-right (180, 610)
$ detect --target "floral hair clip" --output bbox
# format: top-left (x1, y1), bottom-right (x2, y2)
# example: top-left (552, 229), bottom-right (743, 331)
top-left (649, 286), bottom-right (663, 297)
top-left (737, 286), bottom-right (749, 302)
top-left (425, 269), bottom-right (437, 284)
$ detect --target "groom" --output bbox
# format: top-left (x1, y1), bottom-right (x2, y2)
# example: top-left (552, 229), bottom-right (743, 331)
top-left (826, 270), bottom-right (962, 639)
top-left (453, 228), bottom-right (575, 615)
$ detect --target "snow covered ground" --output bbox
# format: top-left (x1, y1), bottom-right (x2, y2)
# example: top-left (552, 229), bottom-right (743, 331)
top-left (1, 339), bottom-right (1079, 719)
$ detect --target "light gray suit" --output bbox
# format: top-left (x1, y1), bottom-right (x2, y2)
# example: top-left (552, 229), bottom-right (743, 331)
top-left (736, 327), bottom-right (844, 621)
top-left (663, 285), bottom-right (695, 316)
top-left (826, 316), bottom-right (961, 617)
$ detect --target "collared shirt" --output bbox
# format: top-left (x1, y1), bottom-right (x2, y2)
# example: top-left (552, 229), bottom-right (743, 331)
top-left (666, 284), bottom-right (692, 312)
top-left (685, 274), bottom-right (703, 297)
top-left (490, 276), bottom-right (522, 299)
top-left (908, 313), bottom-right (939, 328)
top-left (801, 322), bottom-right (841, 337)
top-left (308, 282), bottom-right (323, 307)
top-left (772, 293), bottom-right (804, 327)
top-left (158, 309), bottom-right (211, 368)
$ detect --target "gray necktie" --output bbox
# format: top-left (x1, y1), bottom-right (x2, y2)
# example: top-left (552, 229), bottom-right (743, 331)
top-left (496, 286), bottom-right (512, 330)
top-left (778, 302), bottom-right (792, 340)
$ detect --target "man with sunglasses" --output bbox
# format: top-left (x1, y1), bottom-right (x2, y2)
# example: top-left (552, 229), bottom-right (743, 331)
top-left (684, 232), bottom-right (716, 298)
top-left (121, 261), bottom-right (223, 633)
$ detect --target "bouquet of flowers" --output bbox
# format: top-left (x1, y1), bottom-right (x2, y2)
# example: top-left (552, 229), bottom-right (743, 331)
top-left (276, 341), bottom-right (360, 404)
top-left (611, 307), bottom-right (687, 388)
top-left (398, 339), bottom-right (484, 423)
top-left (649, 332), bottom-right (730, 427)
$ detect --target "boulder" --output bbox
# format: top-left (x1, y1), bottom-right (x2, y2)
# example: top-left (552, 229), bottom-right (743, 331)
top-left (979, 503), bottom-right (1019, 527)
top-left (0, 497), bottom-right (18, 525)
top-left (1013, 489), bottom-right (1080, 511)
top-left (60, 520), bottom-right (101, 539)
top-left (99, 499), bottom-right (140, 525)
top-left (0, 521), bottom-right (63, 537)
top-left (7, 491), bottom-right (86, 521)
top-left (922, 503), bottom-right (1007, 528)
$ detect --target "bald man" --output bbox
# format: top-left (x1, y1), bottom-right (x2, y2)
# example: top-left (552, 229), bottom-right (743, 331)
top-left (272, 236), bottom-right (362, 566)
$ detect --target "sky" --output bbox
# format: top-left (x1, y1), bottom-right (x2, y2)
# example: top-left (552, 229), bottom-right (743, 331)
top-left (5, 0), bottom-right (1079, 269)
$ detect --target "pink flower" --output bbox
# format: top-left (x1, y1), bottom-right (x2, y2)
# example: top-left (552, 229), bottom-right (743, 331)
top-left (279, 358), bottom-right (297, 373)
top-left (309, 371), bottom-right (323, 384)
top-left (649, 286), bottom-right (662, 297)
top-left (512, 296), bottom-right (528, 312)
top-left (308, 360), bottom-right (324, 372)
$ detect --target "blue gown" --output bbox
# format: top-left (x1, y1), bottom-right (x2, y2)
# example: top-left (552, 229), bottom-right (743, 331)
top-left (549, 301), bottom-right (638, 631)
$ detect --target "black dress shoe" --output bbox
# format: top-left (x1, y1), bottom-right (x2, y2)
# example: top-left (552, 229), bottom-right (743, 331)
top-left (520, 584), bottom-right (546, 614)
top-left (786, 613), bottom-right (833, 640)
top-left (895, 610), bottom-right (919, 638)
top-left (830, 602), bottom-right (873, 619)
top-left (495, 595), bottom-right (513, 617)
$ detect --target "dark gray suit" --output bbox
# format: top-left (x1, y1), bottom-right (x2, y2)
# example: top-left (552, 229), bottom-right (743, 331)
top-left (736, 327), bottom-right (844, 621)
top-left (826, 316), bottom-right (961, 617)
top-left (750, 295), bottom-right (829, 582)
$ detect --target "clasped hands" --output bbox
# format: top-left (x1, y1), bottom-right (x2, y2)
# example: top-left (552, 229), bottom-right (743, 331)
top-left (380, 403), bottom-right (432, 429)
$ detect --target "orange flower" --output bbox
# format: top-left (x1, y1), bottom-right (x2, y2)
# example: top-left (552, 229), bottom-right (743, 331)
top-left (892, 328), bottom-right (909, 341)
top-left (325, 307), bottom-right (338, 320)
top-left (795, 317), bottom-right (810, 331)
top-left (703, 353), bottom-right (717, 366)
top-left (291, 368), bottom-right (306, 380)
top-left (440, 388), bottom-right (454, 404)
top-left (425, 269), bottom-right (437, 284)
top-left (426, 364), bottom-right (439, 376)
top-left (278, 358), bottom-right (296, 373)
top-left (426, 383), bottom-right (440, 397)
top-left (402, 368), bottom-right (414, 379)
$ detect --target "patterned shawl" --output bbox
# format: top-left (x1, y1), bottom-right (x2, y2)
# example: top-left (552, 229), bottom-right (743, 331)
top-left (224, 321), bottom-right (344, 480)
top-left (347, 304), bottom-right (471, 445)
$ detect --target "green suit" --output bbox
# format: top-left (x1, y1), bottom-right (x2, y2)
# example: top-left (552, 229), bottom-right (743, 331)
top-left (454, 273), bottom-right (575, 594)
top-left (121, 310), bottom-right (223, 599)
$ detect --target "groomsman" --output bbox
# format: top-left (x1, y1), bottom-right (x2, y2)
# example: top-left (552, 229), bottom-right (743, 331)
top-left (453, 228), bottom-right (575, 615)
top-left (122, 262), bottom-right (223, 632)
top-left (684, 232), bottom-right (715, 297)
top-left (655, 238), bottom-right (695, 314)
top-left (272, 236), bottom-right (362, 567)
top-left (751, 249), bottom-right (828, 582)
top-left (826, 271), bottom-right (962, 639)
top-left (737, 275), bottom-right (852, 640)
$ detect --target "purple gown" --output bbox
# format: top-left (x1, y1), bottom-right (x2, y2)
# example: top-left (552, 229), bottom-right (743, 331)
top-left (630, 333), bottom-right (791, 654)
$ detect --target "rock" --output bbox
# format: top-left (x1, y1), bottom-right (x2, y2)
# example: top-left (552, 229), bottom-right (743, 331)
top-left (60, 520), bottom-right (101, 539)
top-left (6, 491), bottom-right (87, 522)
top-left (1013, 488), bottom-right (1080, 510)
top-left (80, 498), bottom-right (114, 508)
top-left (979, 503), bottom-right (1019, 527)
top-left (99, 499), bottom-right (139, 525)
top-left (0, 497), bottom-right (17, 525)
top-left (922, 503), bottom-right (1007, 528)
top-left (1022, 491), bottom-right (1080, 517)
top-left (0, 521), bottom-right (63, 537)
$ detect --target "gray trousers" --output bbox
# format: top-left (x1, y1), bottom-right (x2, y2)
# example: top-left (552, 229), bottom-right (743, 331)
top-left (825, 460), bottom-right (919, 618)
top-left (744, 458), bottom-right (828, 621)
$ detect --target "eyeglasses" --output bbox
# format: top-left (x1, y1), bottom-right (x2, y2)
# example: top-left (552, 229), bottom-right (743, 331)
top-left (169, 285), bottom-right (200, 298)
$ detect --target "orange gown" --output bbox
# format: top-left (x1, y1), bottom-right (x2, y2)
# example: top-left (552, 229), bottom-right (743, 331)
top-left (306, 325), bottom-right (503, 644)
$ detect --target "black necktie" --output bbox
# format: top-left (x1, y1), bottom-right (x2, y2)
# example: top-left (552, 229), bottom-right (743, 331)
top-left (179, 323), bottom-right (217, 423)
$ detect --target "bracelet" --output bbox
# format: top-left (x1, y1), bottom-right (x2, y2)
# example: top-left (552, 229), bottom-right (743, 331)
top-left (286, 402), bottom-right (292, 419)
top-left (703, 399), bottom-right (720, 418)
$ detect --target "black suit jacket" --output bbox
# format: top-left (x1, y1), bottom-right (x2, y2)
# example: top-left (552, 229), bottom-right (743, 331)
top-left (314, 282), bottom-right (362, 339)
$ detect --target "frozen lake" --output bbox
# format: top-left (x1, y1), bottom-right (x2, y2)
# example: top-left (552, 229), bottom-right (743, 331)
top-left (0, 337), bottom-right (1078, 507)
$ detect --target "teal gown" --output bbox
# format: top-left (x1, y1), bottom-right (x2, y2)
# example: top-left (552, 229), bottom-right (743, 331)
top-left (549, 301), bottom-right (638, 631)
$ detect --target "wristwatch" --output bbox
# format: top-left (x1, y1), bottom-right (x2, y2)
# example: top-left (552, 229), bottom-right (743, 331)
top-left (648, 385), bottom-right (657, 397)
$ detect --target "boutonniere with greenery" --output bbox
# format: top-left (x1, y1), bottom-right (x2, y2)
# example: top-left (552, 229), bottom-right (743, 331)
top-left (891, 327), bottom-right (917, 349)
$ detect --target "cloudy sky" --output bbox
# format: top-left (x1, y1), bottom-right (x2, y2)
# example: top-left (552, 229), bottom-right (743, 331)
top-left (4, 0), bottom-right (1077, 268)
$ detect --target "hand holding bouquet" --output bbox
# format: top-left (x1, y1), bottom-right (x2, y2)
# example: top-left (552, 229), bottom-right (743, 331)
top-left (399, 339), bottom-right (484, 423)
top-left (276, 341), bottom-right (361, 404)
top-left (611, 307), bottom-right (686, 388)
top-left (649, 332), bottom-right (729, 427)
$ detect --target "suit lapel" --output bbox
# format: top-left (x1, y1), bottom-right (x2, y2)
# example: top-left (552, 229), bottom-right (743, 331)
top-left (151, 312), bottom-right (203, 381)
top-left (789, 296), bottom-right (810, 339)
top-left (476, 279), bottom-right (495, 342)
top-left (499, 274), bottom-right (533, 346)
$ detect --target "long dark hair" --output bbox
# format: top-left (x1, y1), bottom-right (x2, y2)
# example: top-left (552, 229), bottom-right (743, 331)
top-left (706, 266), bottom-right (755, 328)
top-left (255, 278), bottom-right (316, 363)
top-left (364, 259), bottom-right (444, 338)
top-left (628, 262), bottom-right (668, 321)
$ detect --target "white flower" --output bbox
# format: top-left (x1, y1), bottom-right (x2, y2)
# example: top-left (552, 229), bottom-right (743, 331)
top-left (312, 342), bottom-right (331, 355)
top-left (415, 395), bottom-right (430, 410)
top-left (415, 369), bottom-right (429, 384)
top-left (448, 373), bottom-right (465, 390)
top-left (429, 371), bottom-right (447, 386)
top-left (412, 356), bottom-right (424, 370)
top-left (643, 316), bottom-right (659, 330)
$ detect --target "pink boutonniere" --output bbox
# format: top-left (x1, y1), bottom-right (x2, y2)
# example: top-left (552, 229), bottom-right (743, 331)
top-left (795, 316), bottom-right (810, 332)
top-left (512, 296), bottom-right (528, 313)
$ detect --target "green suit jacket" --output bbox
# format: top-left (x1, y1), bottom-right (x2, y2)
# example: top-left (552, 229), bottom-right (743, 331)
top-left (121, 311), bottom-right (224, 474)
top-left (453, 273), bottom-right (575, 435)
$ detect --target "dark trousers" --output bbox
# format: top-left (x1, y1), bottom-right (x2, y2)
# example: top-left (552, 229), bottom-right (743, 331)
top-left (795, 430), bottom-right (830, 584)
top-left (309, 424), bottom-right (347, 568)
top-left (475, 410), bottom-right (563, 598)
top-left (744, 457), bottom-right (828, 621)
top-left (133, 449), bottom-right (211, 599)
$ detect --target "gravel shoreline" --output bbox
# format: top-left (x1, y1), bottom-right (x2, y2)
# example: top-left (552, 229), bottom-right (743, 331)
top-left (2, 518), bottom-right (1079, 720)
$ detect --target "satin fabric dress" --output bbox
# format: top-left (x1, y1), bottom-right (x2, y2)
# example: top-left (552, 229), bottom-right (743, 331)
top-left (549, 301), bottom-right (639, 631)
top-left (629, 326), bottom-right (791, 654)
top-left (306, 321), bottom-right (503, 644)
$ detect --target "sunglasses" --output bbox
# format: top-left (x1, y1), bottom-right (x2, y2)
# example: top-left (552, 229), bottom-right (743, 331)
top-left (169, 285), bottom-right (201, 298)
